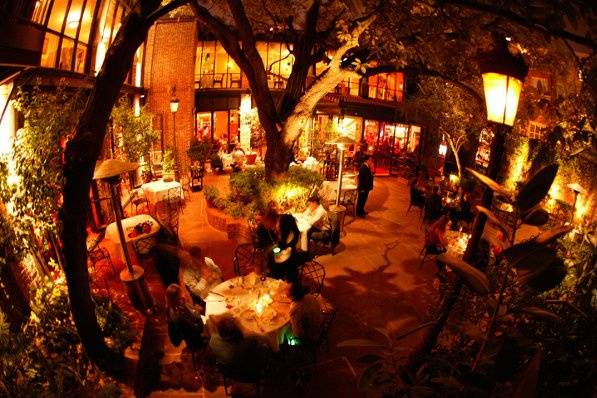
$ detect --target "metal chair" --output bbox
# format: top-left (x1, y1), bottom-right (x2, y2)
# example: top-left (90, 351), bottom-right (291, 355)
top-left (131, 189), bottom-right (151, 216)
top-left (180, 176), bottom-right (191, 204)
top-left (132, 236), bottom-right (155, 265)
top-left (88, 246), bottom-right (117, 275)
top-left (309, 214), bottom-right (340, 256)
top-left (233, 243), bottom-right (266, 276)
top-left (300, 260), bottom-right (325, 296)
top-left (341, 190), bottom-right (358, 217)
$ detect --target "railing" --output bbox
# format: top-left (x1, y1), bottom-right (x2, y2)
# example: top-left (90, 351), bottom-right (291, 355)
top-left (195, 72), bottom-right (289, 90)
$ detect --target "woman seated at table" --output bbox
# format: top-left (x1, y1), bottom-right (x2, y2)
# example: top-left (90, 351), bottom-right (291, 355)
top-left (449, 193), bottom-right (473, 227)
top-left (209, 316), bottom-right (271, 375)
top-left (425, 215), bottom-right (450, 255)
top-left (182, 246), bottom-right (223, 307)
top-left (302, 196), bottom-right (330, 236)
top-left (289, 284), bottom-right (323, 343)
top-left (166, 284), bottom-right (206, 365)
top-left (256, 207), bottom-right (303, 283)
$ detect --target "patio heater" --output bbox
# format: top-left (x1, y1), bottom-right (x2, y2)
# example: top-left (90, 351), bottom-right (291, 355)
top-left (567, 182), bottom-right (586, 223)
top-left (326, 135), bottom-right (357, 205)
top-left (170, 92), bottom-right (180, 180)
top-left (463, 38), bottom-right (528, 263)
top-left (93, 159), bottom-right (153, 310)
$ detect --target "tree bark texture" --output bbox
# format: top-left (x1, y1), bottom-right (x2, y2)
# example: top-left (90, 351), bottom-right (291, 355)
top-left (60, 0), bottom-right (183, 374)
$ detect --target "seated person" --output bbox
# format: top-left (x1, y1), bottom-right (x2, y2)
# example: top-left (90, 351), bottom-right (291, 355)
top-left (166, 284), bottom-right (206, 355)
top-left (424, 185), bottom-right (444, 222)
top-left (231, 145), bottom-right (246, 172)
top-left (425, 215), bottom-right (450, 255)
top-left (289, 284), bottom-right (324, 342)
top-left (260, 208), bottom-right (302, 283)
top-left (302, 196), bottom-right (330, 235)
top-left (182, 246), bottom-right (223, 306)
top-left (209, 316), bottom-right (271, 377)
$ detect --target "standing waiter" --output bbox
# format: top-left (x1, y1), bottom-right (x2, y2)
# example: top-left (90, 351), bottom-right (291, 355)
top-left (357, 155), bottom-right (374, 217)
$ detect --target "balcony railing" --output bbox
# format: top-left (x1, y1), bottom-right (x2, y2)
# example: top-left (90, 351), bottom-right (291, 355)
top-left (195, 72), bottom-right (288, 90)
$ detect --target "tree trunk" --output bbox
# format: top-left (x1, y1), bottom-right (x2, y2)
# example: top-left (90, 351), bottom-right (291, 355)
top-left (60, 8), bottom-right (158, 375)
top-left (264, 134), bottom-right (292, 180)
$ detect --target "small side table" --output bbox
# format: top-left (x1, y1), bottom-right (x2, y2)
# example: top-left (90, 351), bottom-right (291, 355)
top-left (190, 166), bottom-right (204, 191)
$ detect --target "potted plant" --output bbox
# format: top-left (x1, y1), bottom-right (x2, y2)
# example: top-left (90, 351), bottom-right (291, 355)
top-left (162, 149), bottom-right (175, 182)
top-left (187, 138), bottom-right (212, 167)
top-left (210, 153), bottom-right (224, 174)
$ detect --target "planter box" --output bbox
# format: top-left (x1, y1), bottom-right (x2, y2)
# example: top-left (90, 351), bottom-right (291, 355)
top-left (205, 202), bottom-right (253, 243)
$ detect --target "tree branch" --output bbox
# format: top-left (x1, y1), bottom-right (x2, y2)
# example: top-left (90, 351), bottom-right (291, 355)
top-left (145, 0), bottom-right (191, 24)
top-left (442, 0), bottom-right (597, 51)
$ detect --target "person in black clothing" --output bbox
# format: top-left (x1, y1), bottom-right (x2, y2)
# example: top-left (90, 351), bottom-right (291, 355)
top-left (424, 185), bottom-right (443, 222)
top-left (165, 284), bottom-right (206, 368)
top-left (258, 208), bottom-right (305, 283)
top-left (357, 155), bottom-right (374, 217)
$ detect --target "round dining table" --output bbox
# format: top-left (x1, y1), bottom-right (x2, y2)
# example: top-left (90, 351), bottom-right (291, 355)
top-left (204, 273), bottom-right (292, 352)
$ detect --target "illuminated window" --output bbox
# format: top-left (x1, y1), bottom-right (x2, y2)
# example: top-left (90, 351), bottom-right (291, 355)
top-left (367, 73), bottom-right (404, 102)
top-left (41, 33), bottom-right (60, 67)
top-left (527, 121), bottom-right (545, 140)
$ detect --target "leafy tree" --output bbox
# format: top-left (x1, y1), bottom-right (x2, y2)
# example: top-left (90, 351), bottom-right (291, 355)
top-left (111, 98), bottom-right (159, 164)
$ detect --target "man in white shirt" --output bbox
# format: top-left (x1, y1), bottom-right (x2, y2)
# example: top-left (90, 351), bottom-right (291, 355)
top-left (303, 196), bottom-right (329, 232)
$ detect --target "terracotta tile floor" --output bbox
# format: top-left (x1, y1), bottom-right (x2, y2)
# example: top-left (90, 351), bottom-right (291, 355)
top-left (93, 174), bottom-right (438, 397)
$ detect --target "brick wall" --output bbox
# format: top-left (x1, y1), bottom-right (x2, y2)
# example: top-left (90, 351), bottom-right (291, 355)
top-left (145, 18), bottom-right (197, 175)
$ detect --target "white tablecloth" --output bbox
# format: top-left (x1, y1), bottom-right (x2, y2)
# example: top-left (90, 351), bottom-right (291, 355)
top-left (141, 180), bottom-right (184, 206)
top-left (205, 273), bottom-right (291, 351)
top-left (320, 180), bottom-right (358, 202)
top-left (105, 214), bottom-right (160, 261)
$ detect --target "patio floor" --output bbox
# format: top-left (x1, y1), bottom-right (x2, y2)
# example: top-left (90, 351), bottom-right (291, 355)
top-left (96, 174), bottom-right (439, 397)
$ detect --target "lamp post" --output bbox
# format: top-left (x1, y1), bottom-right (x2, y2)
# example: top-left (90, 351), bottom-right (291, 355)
top-left (170, 94), bottom-right (180, 180)
top-left (462, 38), bottom-right (528, 264)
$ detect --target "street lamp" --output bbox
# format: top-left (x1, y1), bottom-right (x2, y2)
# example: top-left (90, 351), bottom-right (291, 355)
top-left (170, 94), bottom-right (180, 180)
top-left (463, 38), bottom-right (528, 264)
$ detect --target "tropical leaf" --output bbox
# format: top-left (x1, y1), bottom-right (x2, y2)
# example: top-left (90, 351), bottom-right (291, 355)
top-left (466, 168), bottom-right (512, 200)
top-left (500, 241), bottom-right (550, 268)
top-left (520, 306), bottom-right (562, 322)
top-left (517, 258), bottom-right (566, 292)
top-left (337, 339), bottom-right (386, 348)
top-left (510, 350), bottom-right (542, 398)
top-left (522, 207), bottom-right (550, 226)
top-left (534, 225), bottom-right (574, 245)
top-left (357, 354), bottom-right (384, 364)
top-left (516, 164), bottom-right (558, 211)
top-left (437, 253), bottom-right (491, 294)
top-left (358, 362), bottom-right (384, 393)
top-left (476, 206), bottom-right (511, 241)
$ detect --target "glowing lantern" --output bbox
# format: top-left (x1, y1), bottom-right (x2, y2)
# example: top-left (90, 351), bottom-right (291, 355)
top-left (478, 40), bottom-right (528, 126)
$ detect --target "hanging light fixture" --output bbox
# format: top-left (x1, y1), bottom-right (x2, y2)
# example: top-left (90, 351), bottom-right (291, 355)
top-left (478, 39), bottom-right (528, 126)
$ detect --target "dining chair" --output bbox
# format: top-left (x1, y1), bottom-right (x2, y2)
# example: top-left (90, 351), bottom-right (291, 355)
top-left (233, 243), bottom-right (265, 276)
top-left (88, 246), bottom-right (117, 276)
top-left (131, 189), bottom-right (151, 216)
top-left (132, 236), bottom-right (155, 265)
top-left (299, 260), bottom-right (325, 296)
top-left (309, 215), bottom-right (340, 256)
top-left (341, 190), bottom-right (358, 217)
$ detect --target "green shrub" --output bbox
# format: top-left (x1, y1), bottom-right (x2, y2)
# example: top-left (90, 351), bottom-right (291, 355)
top-left (187, 138), bottom-right (212, 164)
top-left (203, 185), bottom-right (219, 205)
top-left (0, 277), bottom-right (129, 397)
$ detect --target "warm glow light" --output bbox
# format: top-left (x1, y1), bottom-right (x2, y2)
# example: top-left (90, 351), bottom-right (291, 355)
top-left (438, 143), bottom-right (448, 156)
top-left (133, 96), bottom-right (141, 117)
top-left (254, 293), bottom-right (272, 316)
top-left (239, 94), bottom-right (252, 151)
top-left (449, 174), bottom-right (460, 186)
top-left (66, 12), bottom-right (80, 30)
top-left (504, 139), bottom-right (529, 190)
top-left (482, 72), bottom-right (523, 126)
top-left (170, 97), bottom-right (179, 113)
top-left (0, 83), bottom-right (14, 155)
